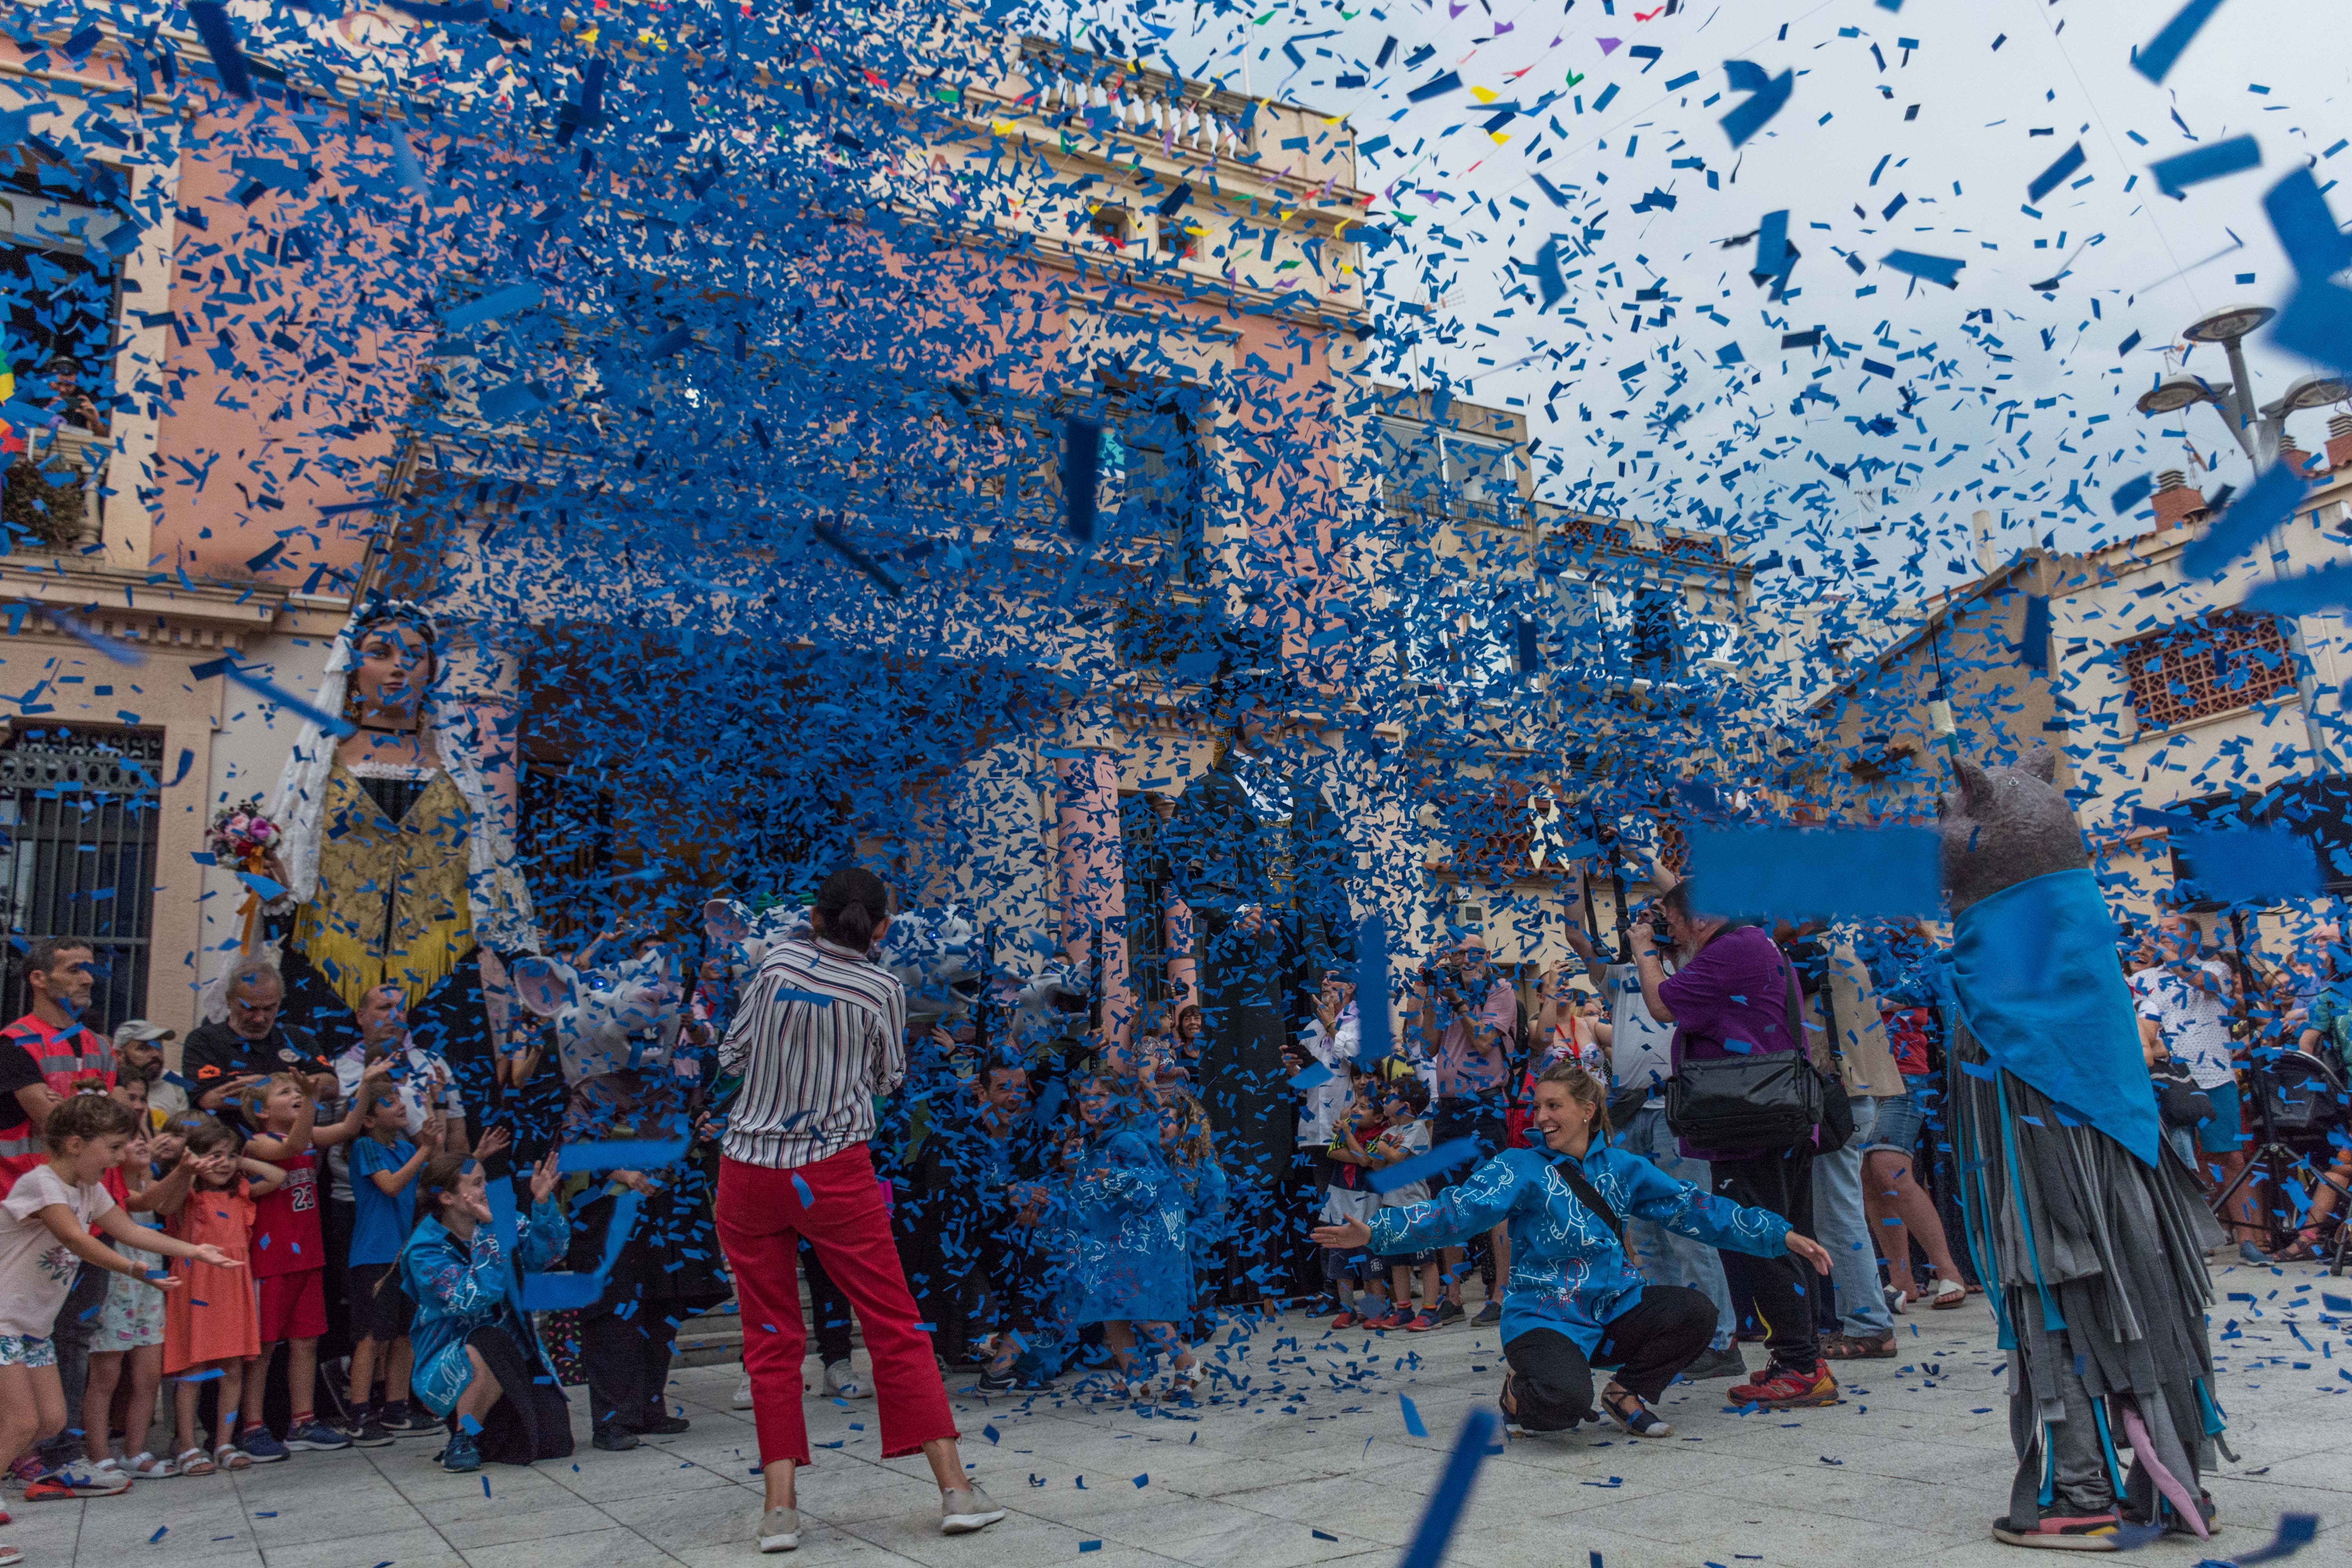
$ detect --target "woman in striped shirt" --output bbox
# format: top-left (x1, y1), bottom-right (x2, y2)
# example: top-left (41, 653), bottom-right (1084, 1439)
top-left (714, 868), bottom-right (1004, 1553)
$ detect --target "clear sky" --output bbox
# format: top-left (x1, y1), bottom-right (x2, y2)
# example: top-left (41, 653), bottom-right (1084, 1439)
top-left (1040, 0), bottom-right (2351, 603)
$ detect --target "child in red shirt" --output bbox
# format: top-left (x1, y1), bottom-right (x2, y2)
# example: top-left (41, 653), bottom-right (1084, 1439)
top-left (237, 1062), bottom-right (389, 1459)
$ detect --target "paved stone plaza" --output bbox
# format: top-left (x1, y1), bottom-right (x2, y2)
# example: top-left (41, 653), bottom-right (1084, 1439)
top-left (9, 1258), bottom-right (2342, 1568)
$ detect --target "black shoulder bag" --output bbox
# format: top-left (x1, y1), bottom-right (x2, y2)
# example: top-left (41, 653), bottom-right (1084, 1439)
top-left (1548, 1153), bottom-right (1628, 1254)
top-left (1806, 956), bottom-right (1857, 1156)
top-left (1665, 944), bottom-right (1831, 1152)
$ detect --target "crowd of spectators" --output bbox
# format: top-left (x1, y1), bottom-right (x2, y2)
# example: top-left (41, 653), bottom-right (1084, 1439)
top-left (2, 866), bottom-right (2347, 1541)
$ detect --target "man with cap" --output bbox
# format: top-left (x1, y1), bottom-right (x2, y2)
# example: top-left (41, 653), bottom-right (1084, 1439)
top-left (112, 1019), bottom-right (183, 1120)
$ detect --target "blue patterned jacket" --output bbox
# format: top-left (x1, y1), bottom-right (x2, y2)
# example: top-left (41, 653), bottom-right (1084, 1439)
top-left (1367, 1140), bottom-right (1790, 1353)
top-left (1066, 1127), bottom-right (1188, 1324)
top-left (398, 1201), bottom-right (567, 1416)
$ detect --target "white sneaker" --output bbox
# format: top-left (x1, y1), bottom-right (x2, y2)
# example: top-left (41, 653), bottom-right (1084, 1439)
top-left (758, 1506), bottom-right (800, 1552)
top-left (52, 1459), bottom-right (131, 1495)
top-left (822, 1360), bottom-right (871, 1400)
top-left (1884, 1285), bottom-right (1911, 1316)
top-left (733, 1372), bottom-right (755, 1410)
top-left (940, 1484), bottom-right (1005, 1534)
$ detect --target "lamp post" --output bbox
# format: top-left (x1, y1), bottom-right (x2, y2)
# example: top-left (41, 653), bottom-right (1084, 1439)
top-left (2132, 305), bottom-right (2350, 786)
top-left (2134, 304), bottom-right (2350, 466)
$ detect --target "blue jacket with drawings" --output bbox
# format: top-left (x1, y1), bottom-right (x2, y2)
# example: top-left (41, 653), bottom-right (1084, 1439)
top-left (1365, 1140), bottom-right (1791, 1354)
top-left (1066, 1126), bottom-right (1188, 1323)
top-left (398, 1201), bottom-right (568, 1416)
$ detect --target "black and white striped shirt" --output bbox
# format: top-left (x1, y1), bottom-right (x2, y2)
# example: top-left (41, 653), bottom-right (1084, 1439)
top-left (718, 936), bottom-right (907, 1169)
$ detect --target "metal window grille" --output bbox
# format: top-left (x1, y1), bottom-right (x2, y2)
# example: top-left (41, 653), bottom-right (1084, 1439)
top-left (2123, 611), bottom-right (2297, 731)
top-left (1120, 789), bottom-right (1176, 1019)
top-left (0, 724), bottom-right (163, 1030)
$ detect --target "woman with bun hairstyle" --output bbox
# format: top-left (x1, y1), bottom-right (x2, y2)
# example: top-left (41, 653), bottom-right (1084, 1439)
top-left (714, 867), bottom-right (1004, 1553)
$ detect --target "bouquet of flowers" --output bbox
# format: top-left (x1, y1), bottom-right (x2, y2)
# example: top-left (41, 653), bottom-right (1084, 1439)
top-left (210, 798), bottom-right (285, 951)
top-left (208, 798), bottom-right (282, 864)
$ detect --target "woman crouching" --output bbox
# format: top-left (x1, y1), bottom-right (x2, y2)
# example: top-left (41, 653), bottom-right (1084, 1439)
top-left (397, 1148), bottom-right (569, 1471)
top-left (1315, 1063), bottom-right (1833, 1437)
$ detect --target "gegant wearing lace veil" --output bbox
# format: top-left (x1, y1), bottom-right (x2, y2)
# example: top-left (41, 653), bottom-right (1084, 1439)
top-left (232, 597), bottom-right (542, 1113)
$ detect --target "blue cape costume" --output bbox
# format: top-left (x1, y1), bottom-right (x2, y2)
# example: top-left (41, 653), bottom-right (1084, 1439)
top-left (1949, 868), bottom-right (2161, 1169)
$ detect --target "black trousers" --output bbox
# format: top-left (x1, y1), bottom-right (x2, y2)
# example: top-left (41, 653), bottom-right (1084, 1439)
top-left (464, 1325), bottom-right (573, 1466)
top-left (1710, 1145), bottom-right (1819, 1372)
top-left (1504, 1285), bottom-right (1715, 1430)
top-left (801, 1241), bottom-right (852, 1367)
top-left (581, 1306), bottom-right (675, 1434)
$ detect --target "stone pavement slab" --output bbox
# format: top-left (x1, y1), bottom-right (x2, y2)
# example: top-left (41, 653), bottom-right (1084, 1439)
top-left (7, 1254), bottom-right (2342, 1568)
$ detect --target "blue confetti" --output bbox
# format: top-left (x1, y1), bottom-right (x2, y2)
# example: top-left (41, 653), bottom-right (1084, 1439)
top-left (1401, 1409), bottom-right (1500, 1568)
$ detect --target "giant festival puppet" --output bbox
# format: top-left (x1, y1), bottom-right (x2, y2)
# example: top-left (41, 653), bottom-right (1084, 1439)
top-left (1937, 748), bottom-right (2224, 1551)
top-left (234, 598), bottom-right (541, 1120)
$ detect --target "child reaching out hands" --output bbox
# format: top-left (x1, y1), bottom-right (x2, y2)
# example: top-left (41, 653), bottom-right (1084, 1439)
top-left (1362, 1078), bottom-right (1443, 1331)
top-left (344, 1091), bottom-right (443, 1443)
top-left (150, 1117), bottom-right (287, 1474)
top-left (236, 1060), bottom-right (392, 1459)
top-left (81, 1077), bottom-right (198, 1482)
top-left (0, 1097), bottom-right (241, 1523)
top-left (1324, 1094), bottom-right (1394, 1326)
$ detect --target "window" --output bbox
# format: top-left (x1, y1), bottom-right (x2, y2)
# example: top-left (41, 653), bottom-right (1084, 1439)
top-left (1089, 205), bottom-right (1133, 248)
top-left (1628, 588), bottom-right (1685, 679)
top-left (1102, 379), bottom-right (1210, 581)
top-left (1376, 420), bottom-right (1519, 522)
top-left (1156, 218), bottom-right (1197, 257)
top-left (1377, 419), bottom-right (1445, 514)
top-left (2122, 611), bottom-right (2297, 731)
top-left (2, 144), bottom-right (125, 549)
top-left (1447, 436), bottom-right (1517, 523)
top-left (0, 726), bottom-right (162, 1027)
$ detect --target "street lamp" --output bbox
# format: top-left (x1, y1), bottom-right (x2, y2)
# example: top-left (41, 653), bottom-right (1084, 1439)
top-left (2131, 304), bottom-right (2350, 468)
top-left (2130, 306), bottom-right (2349, 782)
top-left (2134, 372), bottom-right (2226, 417)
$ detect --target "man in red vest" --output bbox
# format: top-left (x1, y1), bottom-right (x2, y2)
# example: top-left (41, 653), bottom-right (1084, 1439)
top-left (0, 937), bottom-right (120, 1492)
top-left (0, 938), bottom-right (109, 1194)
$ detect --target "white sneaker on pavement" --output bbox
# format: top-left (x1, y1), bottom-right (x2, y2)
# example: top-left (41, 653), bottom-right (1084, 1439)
top-left (758, 1506), bottom-right (800, 1552)
top-left (940, 1485), bottom-right (1005, 1534)
top-left (822, 1360), bottom-right (871, 1399)
top-left (733, 1372), bottom-right (755, 1409)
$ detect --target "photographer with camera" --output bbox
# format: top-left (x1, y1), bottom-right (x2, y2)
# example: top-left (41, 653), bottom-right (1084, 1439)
top-left (1632, 878), bottom-right (1837, 1410)
top-left (1408, 937), bottom-right (1521, 1329)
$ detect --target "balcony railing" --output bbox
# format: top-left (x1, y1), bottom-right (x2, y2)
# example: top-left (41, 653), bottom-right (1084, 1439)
top-left (2, 425), bottom-right (110, 554)
top-left (1012, 47), bottom-right (1256, 158)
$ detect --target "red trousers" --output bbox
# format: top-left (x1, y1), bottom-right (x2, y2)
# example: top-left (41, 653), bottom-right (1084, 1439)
top-left (716, 1145), bottom-right (957, 1466)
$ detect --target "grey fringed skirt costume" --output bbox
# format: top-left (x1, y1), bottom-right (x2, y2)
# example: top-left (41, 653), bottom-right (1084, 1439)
top-left (1948, 1023), bottom-right (2225, 1529)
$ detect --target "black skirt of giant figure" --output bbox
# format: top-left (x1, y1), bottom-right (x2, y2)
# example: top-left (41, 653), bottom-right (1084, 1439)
top-left (1163, 760), bottom-right (1336, 1303)
top-left (1192, 906), bottom-right (1295, 1303)
top-left (272, 930), bottom-right (564, 1165)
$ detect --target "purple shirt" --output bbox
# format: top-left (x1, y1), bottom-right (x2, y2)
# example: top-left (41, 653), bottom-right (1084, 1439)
top-left (1658, 925), bottom-right (1799, 1161)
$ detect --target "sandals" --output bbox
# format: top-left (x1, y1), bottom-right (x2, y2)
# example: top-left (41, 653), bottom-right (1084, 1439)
top-left (1600, 1387), bottom-right (1672, 1438)
top-left (175, 1447), bottom-right (215, 1477)
top-left (1821, 1332), bottom-right (1897, 1360)
top-left (213, 1444), bottom-right (251, 1472)
top-left (1498, 1369), bottom-right (1526, 1436)
top-left (1923, 1276), bottom-right (1968, 1310)
top-left (2272, 1228), bottom-right (2327, 1263)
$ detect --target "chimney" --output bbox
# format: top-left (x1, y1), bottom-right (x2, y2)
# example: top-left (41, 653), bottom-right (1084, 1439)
top-left (2328, 414), bottom-right (2352, 473)
top-left (2151, 468), bottom-right (2206, 532)
top-left (1969, 509), bottom-right (1996, 573)
top-left (2280, 443), bottom-right (2314, 477)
